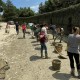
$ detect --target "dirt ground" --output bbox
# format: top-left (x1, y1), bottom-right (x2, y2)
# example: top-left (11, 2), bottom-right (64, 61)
top-left (0, 22), bottom-right (79, 80)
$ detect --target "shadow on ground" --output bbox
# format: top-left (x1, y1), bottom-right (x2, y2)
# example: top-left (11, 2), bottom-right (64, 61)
top-left (25, 31), bottom-right (30, 34)
top-left (49, 66), bottom-right (56, 71)
top-left (18, 37), bottom-right (24, 39)
top-left (30, 55), bottom-right (41, 61)
top-left (32, 43), bottom-right (40, 46)
top-left (52, 71), bottom-right (71, 80)
top-left (35, 47), bottom-right (41, 50)
top-left (58, 55), bottom-right (67, 59)
top-left (31, 41), bottom-right (37, 43)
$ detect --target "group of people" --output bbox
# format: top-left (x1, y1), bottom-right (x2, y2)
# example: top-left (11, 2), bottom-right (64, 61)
top-left (50, 24), bottom-right (64, 43)
top-left (29, 23), bottom-right (49, 59)
top-left (14, 21), bottom-right (80, 78)
top-left (30, 23), bottom-right (80, 78)
top-left (5, 22), bottom-right (27, 39)
top-left (15, 22), bottom-right (26, 38)
top-left (50, 25), bottom-right (80, 78)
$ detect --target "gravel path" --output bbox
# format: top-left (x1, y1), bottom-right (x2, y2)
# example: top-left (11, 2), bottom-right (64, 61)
top-left (0, 23), bottom-right (79, 80)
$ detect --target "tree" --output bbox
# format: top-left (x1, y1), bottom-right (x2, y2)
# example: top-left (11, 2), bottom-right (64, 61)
top-left (39, 0), bottom-right (61, 13)
top-left (0, 0), bottom-right (6, 12)
top-left (39, 0), bottom-right (80, 14)
top-left (3, 0), bottom-right (18, 21)
top-left (0, 0), bottom-right (6, 7)
top-left (39, 2), bottom-right (45, 13)
top-left (19, 7), bottom-right (35, 17)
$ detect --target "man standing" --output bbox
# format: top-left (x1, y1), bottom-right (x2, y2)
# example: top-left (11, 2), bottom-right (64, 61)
top-left (15, 22), bottom-right (19, 35)
top-left (50, 24), bottom-right (56, 39)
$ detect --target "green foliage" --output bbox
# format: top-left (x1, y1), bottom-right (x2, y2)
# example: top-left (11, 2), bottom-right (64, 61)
top-left (2, 0), bottom-right (18, 21)
top-left (19, 7), bottom-right (34, 17)
top-left (0, 0), bottom-right (35, 21)
top-left (39, 0), bottom-right (80, 13)
top-left (0, 6), bottom-right (3, 12)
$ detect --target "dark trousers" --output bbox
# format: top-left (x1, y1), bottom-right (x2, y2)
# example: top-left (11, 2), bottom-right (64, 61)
top-left (40, 43), bottom-right (47, 57)
top-left (22, 29), bottom-right (26, 38)
top-left (16, 30), bottom-right (19, 35)
top-left (67, 52), bottom-right (79, 70)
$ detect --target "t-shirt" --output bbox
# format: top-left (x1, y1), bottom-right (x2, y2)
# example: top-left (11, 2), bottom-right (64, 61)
top-left (67, 34), bottom-right (80, 54)
top-left (22, 24), bottom-right (26, 30)
top-left (39, 32), bottom-right (46, 43)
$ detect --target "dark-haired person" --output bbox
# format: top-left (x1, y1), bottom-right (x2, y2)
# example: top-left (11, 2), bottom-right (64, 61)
top-left (50, 24), bottom-right (56, 39)
top-left (67, 27), bottom-right (80, 78)
top-left (15, 22), bottom-right (19, 35)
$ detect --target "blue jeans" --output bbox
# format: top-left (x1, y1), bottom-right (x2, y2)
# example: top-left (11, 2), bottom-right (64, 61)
top-left (40, 42), bottom-right (48, 57)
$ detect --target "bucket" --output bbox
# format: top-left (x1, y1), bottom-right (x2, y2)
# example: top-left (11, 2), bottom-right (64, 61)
top-left (55, 43), bottom-right (63, 53)
top-left (52, 59), bottom-right (61, 70)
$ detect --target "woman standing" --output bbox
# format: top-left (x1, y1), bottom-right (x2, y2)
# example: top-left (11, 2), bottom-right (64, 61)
top-left (67, 27), bottom-right (80, 78)
top-left (39, 29), bottom-right (48, 59)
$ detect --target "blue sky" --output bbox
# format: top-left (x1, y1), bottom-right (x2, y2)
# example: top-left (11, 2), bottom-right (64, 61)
top-left (2, 0), bottom-right (46, 12)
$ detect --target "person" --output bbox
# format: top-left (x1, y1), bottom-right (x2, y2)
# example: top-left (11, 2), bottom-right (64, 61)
top-left (5, 22), bottom-right (10, 33)
top-left (29, 23), bottom-right (34, 36)
top-left (22, 23), bottom-right (26, 38)
top-left (34, 24), bottom-right (41, 42)
top-left (67, 27), bottom-right (80, 78)
top-left (15, 22), bottom-right (19, 35)
top-left (54, 26), bottom-right (64, 43)
top-left (39, 29), bottom-right (48, 59)
top-left (50, 24), bottom-right (56, 39)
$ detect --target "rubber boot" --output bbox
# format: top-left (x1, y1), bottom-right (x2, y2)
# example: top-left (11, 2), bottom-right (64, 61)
top-left (41, 53), bottom-right (43, 58)
top-left (45, 51), bottom-right (48, 59)
top-left (70, 68), bottom-right (75, 77)
top-left (41, 50), bottom-right (43, 58)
